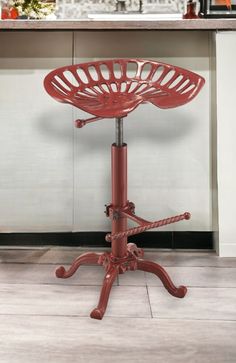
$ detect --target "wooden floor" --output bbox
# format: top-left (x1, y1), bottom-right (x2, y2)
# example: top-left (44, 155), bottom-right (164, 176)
top-left (0, 247), bottom-right (236, 363)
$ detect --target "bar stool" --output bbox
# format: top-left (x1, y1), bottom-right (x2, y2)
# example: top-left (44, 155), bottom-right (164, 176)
top-left (44, 59), bottom-right (205, 320)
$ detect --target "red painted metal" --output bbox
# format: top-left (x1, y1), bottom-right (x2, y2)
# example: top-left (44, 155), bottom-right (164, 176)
top-left (111, 143), bottom-right (128, 258)
top-left (44, 59), bottom-right (205, 320)
top-left (137, 259), bottom-right (187, 298)
top-left (55, 252), bottom-right (101, 278)
top-left (74, 116), bottom-right (103, 128)
top-left (106, 211), bottom-right (191, 242)
top-left (90, 265), bottom-right (119, 320)
top-left (44, 58), bottom-right (205, 122)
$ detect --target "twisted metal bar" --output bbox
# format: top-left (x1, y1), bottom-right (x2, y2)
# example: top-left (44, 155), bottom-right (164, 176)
top-left (105, 212), bottom-right (190, 242)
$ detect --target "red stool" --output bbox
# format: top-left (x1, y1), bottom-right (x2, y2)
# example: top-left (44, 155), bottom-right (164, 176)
top-left (44, 59), bottom-right (205, 320)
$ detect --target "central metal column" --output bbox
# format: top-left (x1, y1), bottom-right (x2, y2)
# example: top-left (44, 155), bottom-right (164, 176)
top-left (111, 117), bottom-right (128, 258)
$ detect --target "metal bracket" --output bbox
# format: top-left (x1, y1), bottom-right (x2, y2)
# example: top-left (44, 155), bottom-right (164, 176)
top-left (104, 204), bottom-right (120, 220)
top-left (105, 201), bottom-right (135, 221)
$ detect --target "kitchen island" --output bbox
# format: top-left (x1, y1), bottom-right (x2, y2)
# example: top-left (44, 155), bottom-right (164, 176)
top-left (0, 18), bottom-right (235, 256)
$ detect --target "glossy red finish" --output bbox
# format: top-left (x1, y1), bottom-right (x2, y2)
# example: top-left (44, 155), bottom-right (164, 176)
top-left (57, 245), bottom-right (185, 319)
top-left (137, 259), bottom-right (187, 298)
top-left (90, 265), bottom-right (118, 320)
top-left (106, 211), bottom-right (191, 242)
top-left (44, 58), bottom-right (205, 120)
top-left (55, 252), bottom-right (101, 278)
top-left (44, 59), bottom-right (205, 320)
top-left (111, 144), bottom-right (128, 258)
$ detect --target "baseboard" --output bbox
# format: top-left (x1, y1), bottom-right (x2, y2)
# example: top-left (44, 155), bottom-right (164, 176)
top-left (219, 243), bottom-right (236, 257)
top-left (0, 231), bottom-right (213, 249)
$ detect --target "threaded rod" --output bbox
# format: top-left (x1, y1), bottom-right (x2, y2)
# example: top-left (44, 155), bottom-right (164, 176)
top-left (115, 117), bottom-right (123, 146)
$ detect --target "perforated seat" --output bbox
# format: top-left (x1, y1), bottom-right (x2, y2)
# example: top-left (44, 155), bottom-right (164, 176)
top-left (44, 59), bottom-right (205, 118)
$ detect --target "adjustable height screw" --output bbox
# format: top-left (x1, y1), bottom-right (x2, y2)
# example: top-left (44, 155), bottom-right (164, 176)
top-left (115, 117), bottom-right (123, 146)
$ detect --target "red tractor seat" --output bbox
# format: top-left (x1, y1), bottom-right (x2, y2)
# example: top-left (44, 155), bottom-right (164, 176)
top-left (44, 58), bottom-right (205, 119)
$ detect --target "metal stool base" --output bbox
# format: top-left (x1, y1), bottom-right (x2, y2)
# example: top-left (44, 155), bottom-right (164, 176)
top-left (54, 138), bottom-right (189, 320)
top-left (56, 244), bottom-right (187, 320)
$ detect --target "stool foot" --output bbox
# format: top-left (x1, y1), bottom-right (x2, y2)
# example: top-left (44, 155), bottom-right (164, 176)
top-left (90, 265), bottom-right (118, 320)
top-left (90, 308), bottom-right (104, 320)
top-left (137, 259), bottom-right (187, 298)
top-left (55, 252), bottom-right (101, 279)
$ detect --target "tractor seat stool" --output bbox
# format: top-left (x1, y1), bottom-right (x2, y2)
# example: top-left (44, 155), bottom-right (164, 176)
top-left (44, 58), bottom-right (205, 320)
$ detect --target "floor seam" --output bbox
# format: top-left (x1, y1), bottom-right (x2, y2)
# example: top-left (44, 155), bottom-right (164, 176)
top-left (146, 284), bottom-right (153, 319)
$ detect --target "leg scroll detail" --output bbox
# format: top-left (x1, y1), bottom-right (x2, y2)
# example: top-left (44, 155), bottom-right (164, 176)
top-left (137, 259), bottom-right (187, 298)
top-left (55, 252), bottom-right (102, 279)
top-left (90, 265), bottom-right (118, 320)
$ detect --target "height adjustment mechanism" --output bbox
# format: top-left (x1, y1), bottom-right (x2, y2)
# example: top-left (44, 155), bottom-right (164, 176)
top-left (74, 116), bottom-right (104, 128)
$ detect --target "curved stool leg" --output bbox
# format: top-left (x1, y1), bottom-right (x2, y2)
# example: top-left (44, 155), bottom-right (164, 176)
top-left (90, 266), bottom-right (118, 320)
top-left (56, 252), bottom-right (101, 279)
top-left (137, 259), bottom-right (187, 298)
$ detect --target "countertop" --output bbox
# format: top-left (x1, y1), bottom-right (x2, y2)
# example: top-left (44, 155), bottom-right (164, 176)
top-left (1, 18), bottom-right (236, 31)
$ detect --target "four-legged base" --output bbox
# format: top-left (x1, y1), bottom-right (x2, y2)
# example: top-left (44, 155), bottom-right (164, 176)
top-left (56, 243), bottom-right (187, 320)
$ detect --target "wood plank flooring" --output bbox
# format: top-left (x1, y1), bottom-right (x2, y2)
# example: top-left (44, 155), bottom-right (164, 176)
top-left (0, 247), bottom-right (236, 363)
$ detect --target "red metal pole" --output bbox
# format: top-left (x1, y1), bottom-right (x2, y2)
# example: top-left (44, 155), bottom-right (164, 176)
top-left (111, 143), bottom-right (128, 258)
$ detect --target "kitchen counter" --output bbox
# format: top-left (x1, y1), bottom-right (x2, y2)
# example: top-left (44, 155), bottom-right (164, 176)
top-left (1, 18), bottom-right (236, 31)
top-left (0, 19), bottom-right (236, 257)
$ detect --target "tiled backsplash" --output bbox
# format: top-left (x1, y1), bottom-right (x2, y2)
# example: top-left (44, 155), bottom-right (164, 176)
top-left (56, 0), bottom-right (186, 19)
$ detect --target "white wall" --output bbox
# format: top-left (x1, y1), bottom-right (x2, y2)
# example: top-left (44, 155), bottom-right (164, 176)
top-left (216, 31), bottom-right (236, 256)
top-left (0, 30), bottom-right (211, 233)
